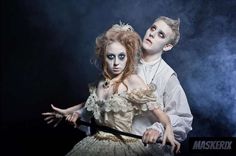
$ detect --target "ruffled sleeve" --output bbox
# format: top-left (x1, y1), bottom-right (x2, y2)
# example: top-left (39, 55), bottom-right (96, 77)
top-left (84, 83), bottom-right (100, 119)
top-left (126, 87), bottom-right (163, 114)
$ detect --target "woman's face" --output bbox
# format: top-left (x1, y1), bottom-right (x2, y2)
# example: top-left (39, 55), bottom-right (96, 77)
top-left (105, 41), bottom-right (127, 77)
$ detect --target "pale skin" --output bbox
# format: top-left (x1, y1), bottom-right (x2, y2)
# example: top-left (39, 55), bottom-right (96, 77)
top-left (42, 25), bottom-right (181, 153)
top-left (42, 103), bottom-right (84, 128)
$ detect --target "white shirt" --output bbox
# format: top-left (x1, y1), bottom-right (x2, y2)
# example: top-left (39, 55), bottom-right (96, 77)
top-left (132, 57), bottom-right (193, 142)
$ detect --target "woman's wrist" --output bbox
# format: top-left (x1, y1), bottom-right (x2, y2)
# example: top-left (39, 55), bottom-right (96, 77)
top-left (165, 123), bottom-right (172, 129)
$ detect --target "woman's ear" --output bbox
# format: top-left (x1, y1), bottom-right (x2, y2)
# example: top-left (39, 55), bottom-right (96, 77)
top-left (163, 44), bottom-right (173, 52)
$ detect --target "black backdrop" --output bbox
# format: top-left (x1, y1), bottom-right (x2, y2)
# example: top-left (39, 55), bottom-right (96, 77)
top-left (2, 0), bottom-right (236, 155)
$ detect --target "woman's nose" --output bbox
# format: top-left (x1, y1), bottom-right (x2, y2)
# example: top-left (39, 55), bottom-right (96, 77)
top-left (114, 58), bottom-right (119, 66)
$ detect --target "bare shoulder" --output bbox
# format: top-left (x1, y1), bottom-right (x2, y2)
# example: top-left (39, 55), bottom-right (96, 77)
top-left (125, 74), bottom-right (147, 90)
top-left (97, 79), bottom-right (104, 90)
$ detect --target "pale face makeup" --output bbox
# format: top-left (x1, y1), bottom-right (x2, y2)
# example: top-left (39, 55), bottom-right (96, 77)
top-left (143, 20), bottom-right (174, 54)
top-left (105, 41), bottom-right (127, 77)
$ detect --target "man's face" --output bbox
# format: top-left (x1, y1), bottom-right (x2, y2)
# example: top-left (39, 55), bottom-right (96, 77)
top-left (143, 20), bottom-right (174, 54)
top-left (105, 41), bottom-right (127, 77)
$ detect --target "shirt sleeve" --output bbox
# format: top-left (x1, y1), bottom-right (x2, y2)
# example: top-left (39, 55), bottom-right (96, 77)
top-left (147, 74), bottom-right (193, 142)
top-left (75, 107), bottom-right (93, 135)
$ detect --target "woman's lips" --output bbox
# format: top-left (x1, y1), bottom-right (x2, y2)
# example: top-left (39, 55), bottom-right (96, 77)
top-left (113, 68), bottom-right (120, 72)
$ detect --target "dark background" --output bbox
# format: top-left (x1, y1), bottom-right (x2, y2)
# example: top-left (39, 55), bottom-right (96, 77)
top-left (2, 0), bottom-right (236, 155)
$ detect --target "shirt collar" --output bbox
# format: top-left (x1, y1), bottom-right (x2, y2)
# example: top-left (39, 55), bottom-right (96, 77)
top-left (140, 57), bottom-right (162, 66)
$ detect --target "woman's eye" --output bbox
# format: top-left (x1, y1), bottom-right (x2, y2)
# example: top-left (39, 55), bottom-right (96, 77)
top-left (119, 54), bottom-right (126, 60)
top-left (107, 54), bottom-right (115, 60)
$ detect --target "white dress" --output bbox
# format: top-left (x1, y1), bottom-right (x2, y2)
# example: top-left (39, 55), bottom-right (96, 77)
top-left (66, 83), bottom-right (165, 156)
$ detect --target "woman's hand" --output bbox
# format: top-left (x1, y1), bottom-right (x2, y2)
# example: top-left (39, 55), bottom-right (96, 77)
top-left (162, 124), bottom-right (181, 153)
top-left (42, 104), bottom-right (70, 127)
top-left (65, 112), bottom-right (80, 128)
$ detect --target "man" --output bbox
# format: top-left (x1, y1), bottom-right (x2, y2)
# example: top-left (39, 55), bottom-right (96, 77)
top-left (133, 16), bottom-right (192, 146)
top-left (43, 16), bottom-right (192, 153)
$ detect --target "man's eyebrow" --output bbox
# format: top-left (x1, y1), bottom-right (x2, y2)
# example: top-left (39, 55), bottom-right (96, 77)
top-left (152, 24), bottom-right (157, 28)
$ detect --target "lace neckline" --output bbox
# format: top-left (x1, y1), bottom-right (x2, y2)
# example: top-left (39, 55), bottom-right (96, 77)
top-left (91, 86), bottom-right (127, 102)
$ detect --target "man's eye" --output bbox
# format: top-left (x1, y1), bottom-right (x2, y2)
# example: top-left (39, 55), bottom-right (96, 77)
top-left (119, 54), bottom-right (126, 60)
top-left (107, 54), bottom-right (115, 60)
top-left (159, 32), bottom-right (165, 39)
top-left (150, 26), bottom-right (156, 31)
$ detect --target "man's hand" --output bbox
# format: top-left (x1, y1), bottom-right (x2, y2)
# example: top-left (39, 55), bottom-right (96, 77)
top-left (142, 129), bottom-right (161, 144)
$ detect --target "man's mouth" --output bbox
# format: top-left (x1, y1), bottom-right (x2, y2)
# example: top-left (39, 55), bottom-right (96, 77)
top-left (145, 38), bottom-right (152, 44)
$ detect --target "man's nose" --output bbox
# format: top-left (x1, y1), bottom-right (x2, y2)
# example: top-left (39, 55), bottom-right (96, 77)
top-left (149, 31), bottom-right (156, 38)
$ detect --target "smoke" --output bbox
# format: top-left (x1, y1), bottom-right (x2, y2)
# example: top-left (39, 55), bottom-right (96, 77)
top-left (13, 0), bottom-right (236, 136)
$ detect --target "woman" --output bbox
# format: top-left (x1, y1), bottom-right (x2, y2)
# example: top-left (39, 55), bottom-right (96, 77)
top-left (43, 23), bottom-right (180, 155)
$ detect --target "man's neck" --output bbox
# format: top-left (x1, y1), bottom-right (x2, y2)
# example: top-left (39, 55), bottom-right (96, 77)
top-left (141, 50), bottom-right (162, 62)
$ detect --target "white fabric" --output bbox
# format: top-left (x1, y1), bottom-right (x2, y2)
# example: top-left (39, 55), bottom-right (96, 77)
top-left (132, 57), bottom-right (193, 141)
top-left (75, 108), bottom-right (92, 136)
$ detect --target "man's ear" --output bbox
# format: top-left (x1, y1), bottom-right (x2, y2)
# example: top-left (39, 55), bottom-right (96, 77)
top-left (163, 44), bottom-right (173, 52)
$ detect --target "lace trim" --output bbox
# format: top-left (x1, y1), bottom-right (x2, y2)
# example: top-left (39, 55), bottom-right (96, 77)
top-left (85, 84), bottom-right (163, 119)
top-left (85, 94), bottom-right (134, 119)
top-left (126, 88), bottom-right (163, 112)
top-left (94, 131), bottom-right (138, 143)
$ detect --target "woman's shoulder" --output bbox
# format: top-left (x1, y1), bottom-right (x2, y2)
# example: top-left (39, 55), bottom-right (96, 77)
top-left (125, 74), bottom-right (147, 90)
top-left (88, 79), bottom-right (104, 93)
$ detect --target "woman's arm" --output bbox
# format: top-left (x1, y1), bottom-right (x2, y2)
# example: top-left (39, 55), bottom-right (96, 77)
top-left (152, 108), bottom-right (180, 153)
top-left (64, 102), bottom-right (85, 113)
top-left (42, 102), bottom-right (85, 127)
top-left (152, 108), bottom-right (170, 127)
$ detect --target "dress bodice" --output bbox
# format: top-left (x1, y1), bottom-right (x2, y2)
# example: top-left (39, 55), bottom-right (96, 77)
top-left (85, 83), bottom-right (162, 133)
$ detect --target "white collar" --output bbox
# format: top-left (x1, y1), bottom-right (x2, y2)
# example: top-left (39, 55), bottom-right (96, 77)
top-left (140, 57), bottom-right (162, 66)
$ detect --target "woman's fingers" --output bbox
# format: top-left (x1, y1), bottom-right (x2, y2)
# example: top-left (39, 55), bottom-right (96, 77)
top-left (162, 132), bottom-right (167, 146)
top-left (42, 105), bottom-right (66, 127)
top-left (42, 112), bottom-right (54, 116)
top-left (53, 118), bottom-right (63, 127)
top-left (66, 114), bottom-right (72, 121)
top-left (47, 119), bottom-right (54, 124)
top-left (72, 112), bottom-right (79, 122)
top-left (44, 116), bottom-right (54, 121)
top-left (174, 140), bottom-right (181, 153)
top-left (72, 112), bottom-right (80, 128)
top-left (170, 140), bottom-right (176, 152)
top-left (51, 104), bottom-right (65, 115)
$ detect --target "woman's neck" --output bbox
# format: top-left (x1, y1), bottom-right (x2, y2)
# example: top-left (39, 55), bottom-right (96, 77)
top-left (108, 72), bottom-right (123, 82)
